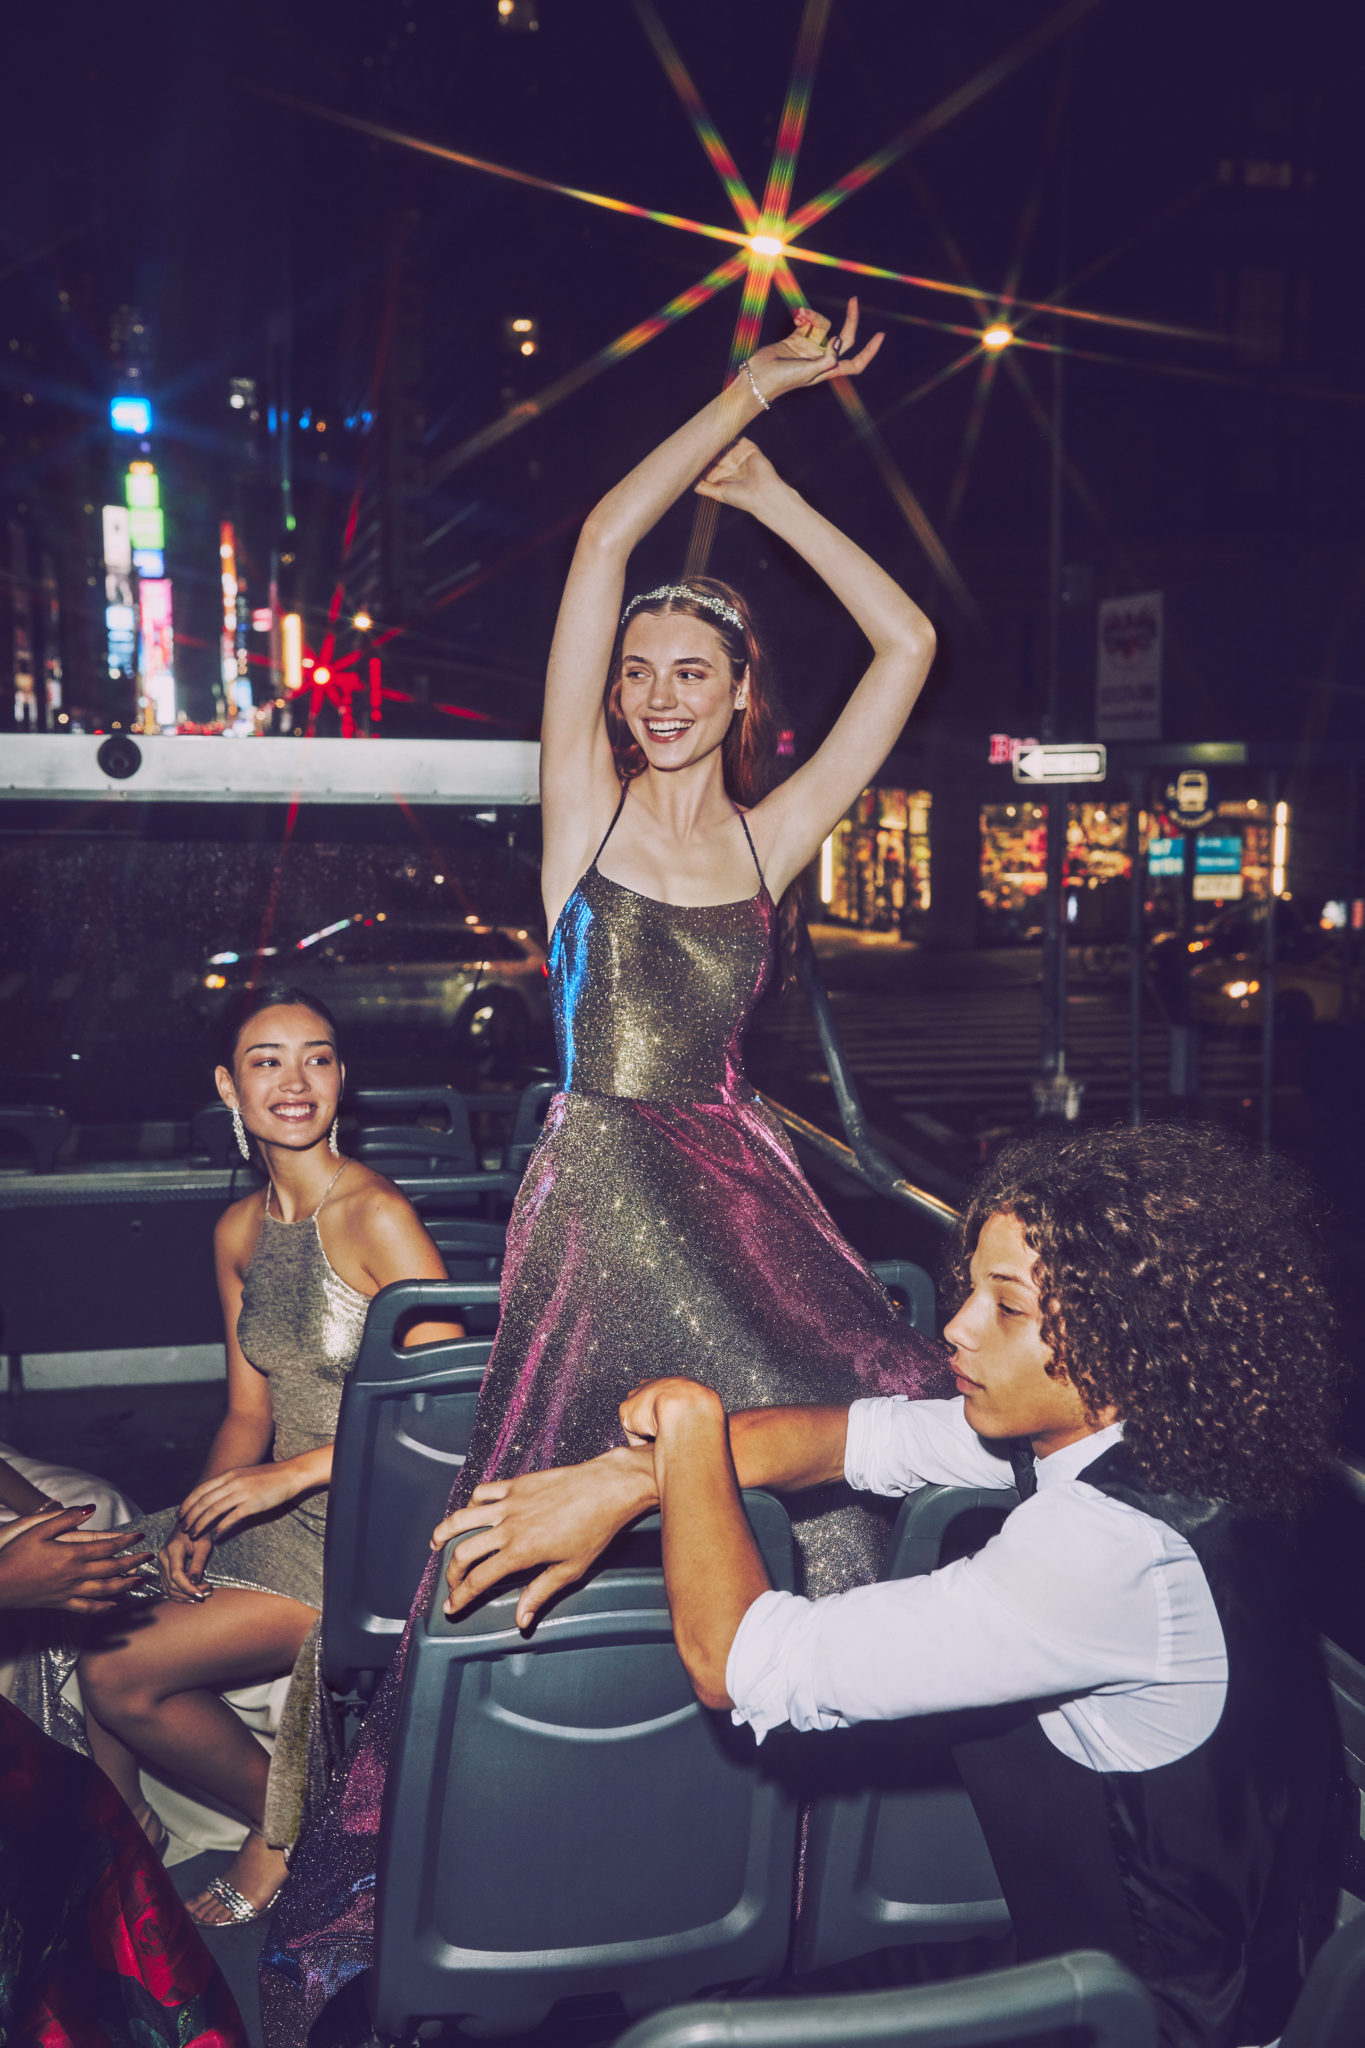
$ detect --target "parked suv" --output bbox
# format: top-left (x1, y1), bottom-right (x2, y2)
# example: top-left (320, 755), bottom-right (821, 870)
top-left (199, 914), bottom-right (550, 1059)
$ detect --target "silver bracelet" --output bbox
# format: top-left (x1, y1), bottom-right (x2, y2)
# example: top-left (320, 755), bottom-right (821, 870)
top-left (742, 359), bottom-right (771, 413)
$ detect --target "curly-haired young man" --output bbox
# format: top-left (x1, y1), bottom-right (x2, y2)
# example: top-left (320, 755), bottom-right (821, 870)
top-left (440, 1122), bottom-right (1348, 2048)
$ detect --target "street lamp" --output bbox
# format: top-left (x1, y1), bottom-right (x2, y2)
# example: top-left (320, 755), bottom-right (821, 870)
top-left (352, 610), bottom-right (373, 633)
top-left (981, 324), bottom-right (1014, 351)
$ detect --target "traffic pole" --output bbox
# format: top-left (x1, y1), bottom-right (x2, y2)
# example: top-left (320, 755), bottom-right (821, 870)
top-left (1128, 769), bottom-right (1144, 1125)
top-left (1033, 319), bottom-right (1082, 1120)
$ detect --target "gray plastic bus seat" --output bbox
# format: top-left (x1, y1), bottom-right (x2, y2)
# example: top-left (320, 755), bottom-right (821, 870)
top-left (503, 1076), bottom-right (558, 1172)
top-left (870, 1259), bottom-right (938, 1338)
top-left (355, 1122), bottom-right (479, 1177)
top-left (794, 1483), bottom-right (1019, 1975)
top-left (419, 1216), bottom-right (506, 1336)
top-left (321, 1277), bottom-right (501, 1692)
top-left (370, 1493), bottom-right (800, 2040)
top-left (421, 1215), bottom-right (507, 1273)
top-left (1324, 1637), bottom-right (1365, 1905)
top-left (1280, 1909), bottom-right (1365, 2048)
top-left (193, 1085), bottom-right (475, 1172)
top-left (341, 1083), bottom-right (470, 1133)
top-left (614, 1947), bottom-right (1158, 2048)
top-left (1327, 1639), bottom-right (1365, 1796)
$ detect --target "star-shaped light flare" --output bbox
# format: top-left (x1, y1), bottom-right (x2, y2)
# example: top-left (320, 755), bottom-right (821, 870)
top-left (279, 0), bottom-right (1224, 622)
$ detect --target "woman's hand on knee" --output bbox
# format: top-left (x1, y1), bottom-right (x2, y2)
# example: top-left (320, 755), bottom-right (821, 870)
top-left (177, 1463), bottom-right (301, 1542)
top-left (159, 1530), bottom-right (214, 1603)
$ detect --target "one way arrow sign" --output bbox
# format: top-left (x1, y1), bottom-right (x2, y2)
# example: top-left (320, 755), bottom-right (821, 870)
top-left (1012, 742), bottom-right (1107, 785)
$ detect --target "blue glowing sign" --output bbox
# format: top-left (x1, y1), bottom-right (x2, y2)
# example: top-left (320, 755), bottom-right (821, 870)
top-left (110, 396), bottom-right (152, 435)
top-left (132, 548), bottom-right (165, 579)
top-left (1147, 837), bottom-right (1185, 877)
top-left (1195, 836), bottom-right (1242, 876)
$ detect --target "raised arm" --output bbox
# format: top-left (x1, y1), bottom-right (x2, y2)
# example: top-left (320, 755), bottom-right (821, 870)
top-left (696, 448), bottom-right (936, 903)
top-left (540, 302), bottom-right (883, 925)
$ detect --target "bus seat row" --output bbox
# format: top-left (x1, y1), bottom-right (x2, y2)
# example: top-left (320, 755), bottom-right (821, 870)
top-left (615, 1948), bottom-right (1160, 2048)
top-left (317, 1256), bottom-right (1365, 2043)
top-left (320, 1260), bottom-right (941, 1696)
top-left (191, 1077), bottom-right (556, 1178)
top-left (367, 1475), bottom-right (1014, 2039)
top-left (613, 1913), bottom-right (1365, 2048)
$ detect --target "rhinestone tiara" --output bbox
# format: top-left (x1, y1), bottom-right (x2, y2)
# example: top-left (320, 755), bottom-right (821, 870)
top-left (620, 584), bottom-right (744, 631)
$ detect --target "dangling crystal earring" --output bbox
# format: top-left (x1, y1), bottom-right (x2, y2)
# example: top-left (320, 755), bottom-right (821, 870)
top-left (232, 1105), bottom-right (250, 1161)
top-left (328, 1117), bottom-right (340, 1158)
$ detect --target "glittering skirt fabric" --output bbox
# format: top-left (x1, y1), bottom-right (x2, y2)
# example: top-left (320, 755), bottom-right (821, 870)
top-left (260, 1089), bottom-right (951, 2044)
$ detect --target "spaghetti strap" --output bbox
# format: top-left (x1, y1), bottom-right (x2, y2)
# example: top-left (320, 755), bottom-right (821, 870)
top-left (590, 785), bottom-right (629, 869)
top-left (313, 1159), bottom-right (349, 1214)
top-left (735, 807), bottom-right (766, 892)
top-left (264, 1158), bottom-right (348, 1224)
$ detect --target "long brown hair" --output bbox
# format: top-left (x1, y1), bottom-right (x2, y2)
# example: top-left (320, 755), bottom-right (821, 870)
top-left (604, 575), bottom-right (804, 977)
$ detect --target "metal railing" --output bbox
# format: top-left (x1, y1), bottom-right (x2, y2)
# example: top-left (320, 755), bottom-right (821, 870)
top-left (757, 927), bottom-right (961, 1236)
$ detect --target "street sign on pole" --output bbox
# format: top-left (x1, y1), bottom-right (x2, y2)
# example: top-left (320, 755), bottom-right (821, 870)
top-left (1012, 742), bottom-right (1107, 785)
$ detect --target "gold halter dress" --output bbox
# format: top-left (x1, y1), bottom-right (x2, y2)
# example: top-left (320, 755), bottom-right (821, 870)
top-left (140, 1160), bottom-right (367, 1846)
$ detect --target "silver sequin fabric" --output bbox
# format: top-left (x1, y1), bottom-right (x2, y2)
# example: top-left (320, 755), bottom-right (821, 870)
top-left (143, 1206), bottom-right (367, 1611)
top-left (140, 1200), bottom-right (367, 1849)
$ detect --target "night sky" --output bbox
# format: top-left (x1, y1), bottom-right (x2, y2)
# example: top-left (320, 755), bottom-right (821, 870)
top-left (3, 0), bottom-right (1360, 744)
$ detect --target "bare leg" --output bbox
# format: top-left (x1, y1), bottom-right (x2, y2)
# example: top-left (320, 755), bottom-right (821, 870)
top-left (84, 1710), bottom-right (167, 1852)
top-left (79, 1587), bottom-right (317, 1923)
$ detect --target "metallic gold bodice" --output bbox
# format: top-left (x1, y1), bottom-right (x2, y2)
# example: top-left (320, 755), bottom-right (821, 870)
top-left (236, 1208), bottom-right (369, 1472)
top-left (550, 862), bottom-right (773, 1104)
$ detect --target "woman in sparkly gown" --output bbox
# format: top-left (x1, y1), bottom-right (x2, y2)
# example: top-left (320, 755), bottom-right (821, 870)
top-left (263, 301), bottom-right (951, 2043)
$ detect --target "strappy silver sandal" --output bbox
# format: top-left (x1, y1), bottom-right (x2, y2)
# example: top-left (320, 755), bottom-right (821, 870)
top-left (196, 1874), bottom-right (282, 1927)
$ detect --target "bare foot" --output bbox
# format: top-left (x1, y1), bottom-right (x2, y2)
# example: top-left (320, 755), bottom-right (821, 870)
top-left (187, 1829), bottom-right (287, 1927)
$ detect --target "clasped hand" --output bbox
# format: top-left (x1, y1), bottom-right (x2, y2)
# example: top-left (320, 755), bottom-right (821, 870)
top-left (696, 301), bottom-right (882, 517)
top-left (434, 1377), bottom-right (719, 1633)
top-left (157, 1462), bottom-right (307, 1603)
top-left (748, 297), bottom-right (883, 403)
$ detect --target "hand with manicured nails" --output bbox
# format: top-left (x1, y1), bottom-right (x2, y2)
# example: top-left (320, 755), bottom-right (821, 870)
top-left (0, 1504), bottom-right (151, 1615)
top-left (176, 1461), bottom-right (307, 1543)
top-left (158, 1527), bottom-right (216, 1604)
top-left (743, 297), bottom-right (883, 405)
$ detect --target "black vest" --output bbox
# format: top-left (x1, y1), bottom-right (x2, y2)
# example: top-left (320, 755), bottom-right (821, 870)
top-left (953, 1443), bottom-right (1332, 2048)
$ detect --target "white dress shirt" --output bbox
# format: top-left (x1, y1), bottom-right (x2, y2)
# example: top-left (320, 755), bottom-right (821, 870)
top-left (726, 1396), bottom-right (1227, 1772)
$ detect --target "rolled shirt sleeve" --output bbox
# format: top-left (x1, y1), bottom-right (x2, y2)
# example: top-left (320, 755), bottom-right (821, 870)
top-left (843, 1395), bottom-right (1022, 1497)
top-left (726, 1482), bottom-right (1170, 1745)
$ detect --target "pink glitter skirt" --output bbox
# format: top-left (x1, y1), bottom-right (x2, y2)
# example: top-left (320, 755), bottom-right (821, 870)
top-left (260, 1087), bottom-right (951, 2043)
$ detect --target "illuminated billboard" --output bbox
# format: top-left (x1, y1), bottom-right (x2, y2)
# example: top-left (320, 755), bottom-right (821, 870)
top-left (139, 579), bottom-right (175, 728)
top-left (110, 396), bottom-right (152, 435)
top-left (220, 523), bottom-right (239, 694)
top-left (125, 467), bottom-right (160, 510)
top-left (102, 506), bottom-right (131, 575)
top-left (127, 508), bottom-right (165, 551)
top-left (132, 548), bottom-right (164, 578)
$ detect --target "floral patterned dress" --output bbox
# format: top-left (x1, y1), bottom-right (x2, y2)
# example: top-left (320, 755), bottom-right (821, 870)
top-left (0, 1693), bottom-right (244, 2047)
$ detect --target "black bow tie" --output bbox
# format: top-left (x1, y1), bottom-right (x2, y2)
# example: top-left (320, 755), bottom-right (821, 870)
top-left (1007, 1439), bottom-right (1038, 1501)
